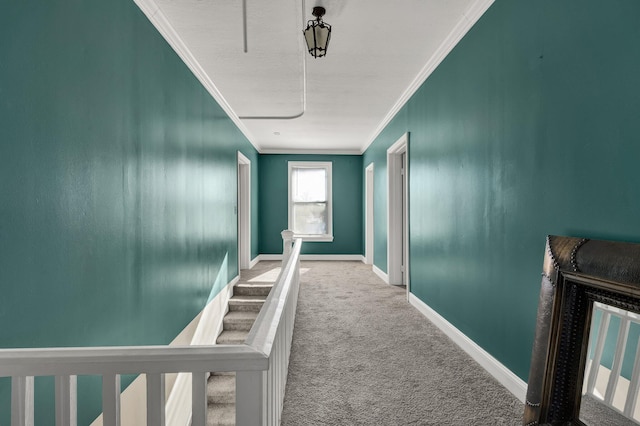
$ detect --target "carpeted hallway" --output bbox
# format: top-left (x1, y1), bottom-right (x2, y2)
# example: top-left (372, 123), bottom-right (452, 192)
top-left (279, 261), bottom-right (524, 425)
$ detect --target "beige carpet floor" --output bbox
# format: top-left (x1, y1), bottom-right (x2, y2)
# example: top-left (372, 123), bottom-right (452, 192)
top-left (279, 261), bottom-right (524, 425)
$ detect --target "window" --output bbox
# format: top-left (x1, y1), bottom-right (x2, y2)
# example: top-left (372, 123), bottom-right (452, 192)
top-left (288, 161), bottom-right (333, 241)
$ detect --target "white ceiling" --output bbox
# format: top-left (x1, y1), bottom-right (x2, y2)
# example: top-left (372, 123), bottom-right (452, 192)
top-left (139, 0), bottom-right (493, 154)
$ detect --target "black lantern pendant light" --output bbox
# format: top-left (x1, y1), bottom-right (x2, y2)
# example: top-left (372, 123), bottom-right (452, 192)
top-left (303, 6), bottom-right (331, 58)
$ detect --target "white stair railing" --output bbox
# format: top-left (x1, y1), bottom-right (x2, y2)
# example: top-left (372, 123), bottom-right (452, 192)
top-left (0, 234), bottom-right (302, 426)
top-left (239, 230), bottom-right (300, 425)
top-left (584, 302), bottom-right (640, 422)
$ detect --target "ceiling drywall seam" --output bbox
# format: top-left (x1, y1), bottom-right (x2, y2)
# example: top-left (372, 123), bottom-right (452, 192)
top-left (238, 0), bottom-right (307, 120)
top-left (133, 0), bottom-right (262, 152)
top-left (359, 0), bottom-right (496, 154)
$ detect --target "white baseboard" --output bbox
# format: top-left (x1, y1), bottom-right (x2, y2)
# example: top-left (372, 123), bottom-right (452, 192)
top-left (258, 254), bottom-right (282, 261)
top-left (301, 254), bottom-right (364, 261)
top-left (254, 254), bottom-right (365, 262)
top-left (372, 264), bottom-right (389, 284)
top-left (249, 256), bottom-right (260, 269)
top-left (408, 294), bottom-right (527, 403)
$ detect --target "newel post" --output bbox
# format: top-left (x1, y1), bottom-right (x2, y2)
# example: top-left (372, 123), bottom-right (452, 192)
top-left (281, 230), bottom-right (294, 266)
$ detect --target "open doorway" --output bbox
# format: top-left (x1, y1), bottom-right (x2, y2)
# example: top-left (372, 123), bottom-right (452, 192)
top-left (365, 163), bottom-right (374, 265)
top-left (237, 152), bottom-right (251, 271)
top-left (387, 133), bottom-right (409, 299)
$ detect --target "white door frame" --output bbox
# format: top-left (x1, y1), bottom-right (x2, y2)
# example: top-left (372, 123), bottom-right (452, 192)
top-left (237, 151), bottom-right (251, 271)
top-left (387, 133), bottom-right (409, 296)
top-left (365, 163), bottom-right (374, 265)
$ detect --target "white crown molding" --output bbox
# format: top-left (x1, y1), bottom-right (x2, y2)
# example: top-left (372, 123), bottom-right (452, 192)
top-left (360, 0), bottom-right (495, 154)
top-left (135, 0), bottom-right (495, 156)
top-left (133, 0), bottom-right (261, 152)
top-left (260, 148), bottom-right (363, 156)
top-left (409, 293), bottom-right (527, 403)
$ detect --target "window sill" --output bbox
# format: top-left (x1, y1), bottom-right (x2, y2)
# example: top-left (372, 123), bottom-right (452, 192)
top-left (294, 234), bottom-right (334, 242)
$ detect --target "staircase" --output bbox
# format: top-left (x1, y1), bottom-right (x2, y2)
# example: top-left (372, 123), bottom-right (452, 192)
top-left (207, 279), bottom-right (274, 425)
top-left (0, 237), bottom-right (300, 426)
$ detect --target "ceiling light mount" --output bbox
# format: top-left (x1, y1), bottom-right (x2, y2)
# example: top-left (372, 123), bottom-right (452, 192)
top-left (303, 6), bottom-right (331, 58)
top-left (312, 6), bottom-right (326, 19)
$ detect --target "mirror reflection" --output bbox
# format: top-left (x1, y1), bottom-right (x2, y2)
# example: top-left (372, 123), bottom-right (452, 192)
top-left (580, 302), bottom-right (640, 425)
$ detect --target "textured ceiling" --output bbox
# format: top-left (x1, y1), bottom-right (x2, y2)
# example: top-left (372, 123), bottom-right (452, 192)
top-left (141, 0), bottom-right (492, 153)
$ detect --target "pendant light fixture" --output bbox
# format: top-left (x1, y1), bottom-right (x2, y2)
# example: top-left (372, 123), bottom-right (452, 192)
top-left (303, 6), bottom-right (331, 58)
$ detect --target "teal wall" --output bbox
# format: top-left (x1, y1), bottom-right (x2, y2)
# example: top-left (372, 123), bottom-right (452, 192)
top-left (0, 1), bottom-right (258, 423)
top-left (259, 154), bottom-right (363, 255)
top-left (363, 0), bottom-right (640, 381)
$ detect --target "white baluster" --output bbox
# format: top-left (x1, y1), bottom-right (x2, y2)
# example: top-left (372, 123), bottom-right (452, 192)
top-left (587, 309), bottom-right (610, 396)
top-left (102, 374), bottom-right (121, 426)
top-left (267, 358), bottom-right (274, 426)
top-left (605, 316), bottom-right (631, 405)
top-left (191, 372), bottom-right (207, 426)
top-left (55, 375), bottom-right (77, 426)
top-left (237, 370), bottom-right (265, 426)
top-left (11, 376), bottom-right (34, 426)
top-left (624, 337), bottom-right (640, 418)
top-left (146, 373), bottom-right (165, 426)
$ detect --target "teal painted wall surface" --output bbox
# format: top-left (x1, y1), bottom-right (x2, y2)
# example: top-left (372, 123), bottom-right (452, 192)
top-left (259, 154), bottom-right (363, 255)
top-left (363, 0), bottom-right (640, 381)
top-left (0, 1), bottom-right (258, 423)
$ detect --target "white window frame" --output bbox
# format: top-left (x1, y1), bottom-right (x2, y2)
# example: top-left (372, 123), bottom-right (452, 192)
top-left (288, 161), bottom-right (334, 242)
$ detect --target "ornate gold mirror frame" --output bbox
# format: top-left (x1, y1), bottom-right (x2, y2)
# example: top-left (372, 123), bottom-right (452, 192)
top-left (524, 235), bottom-right (640, 425)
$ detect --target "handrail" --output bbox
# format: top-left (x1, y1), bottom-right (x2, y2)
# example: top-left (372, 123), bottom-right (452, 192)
top-left (0, 345), bottom-right (267, 377)
top-left (246, 238), bottom-right (302, 353)
top-left (0, 233), bottom-right (303, 426)
top-left (238, 237), bottom-right (302, 425)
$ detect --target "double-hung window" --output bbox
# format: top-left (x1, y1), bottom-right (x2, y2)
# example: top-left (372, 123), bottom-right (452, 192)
top-left (288, 161), bottom-right (333, 241)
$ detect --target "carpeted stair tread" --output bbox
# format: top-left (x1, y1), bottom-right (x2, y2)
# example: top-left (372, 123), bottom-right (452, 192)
top-left (223, 310), bottom-right (259, 331)
top-left (207, 264), bottom-right (278, 423)
top-left (216, 330), bottom-right (248, 345)
top-left (207, 373), bottom-right (235, 404)
top-left (228, 296), bottom-right (266, 312)
top-left (207, 402), bottom-right (235, 426)
top-left (233, 283), bottom-right (273, 297)
top-left (229, 295), bottom-right (267, 302)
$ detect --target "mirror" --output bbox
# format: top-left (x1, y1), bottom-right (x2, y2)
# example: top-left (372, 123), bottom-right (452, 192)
top-left (580, 302), bottom-right (640, 425)
top-left (524, 236), bottom-right (640, 426)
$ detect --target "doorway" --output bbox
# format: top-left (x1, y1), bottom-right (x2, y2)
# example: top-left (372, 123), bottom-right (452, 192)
top-left (387, 133), bottom-right (409, 299)
top-left (237, 152), bottom-right (251, 271)
top-left (365, 163), bottom-right (374, 265)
